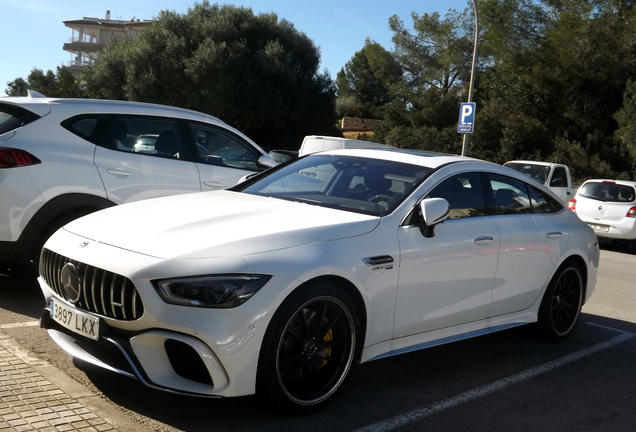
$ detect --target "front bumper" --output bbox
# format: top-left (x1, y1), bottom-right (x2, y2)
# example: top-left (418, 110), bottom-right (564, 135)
top-left (40, 302), bottom-right (228, 397)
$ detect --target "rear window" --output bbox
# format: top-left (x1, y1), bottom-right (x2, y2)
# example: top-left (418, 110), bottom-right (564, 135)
top-left (579, 182), bottom-right (636, 203)
top-left (0, 103), bottom-right (41, 135)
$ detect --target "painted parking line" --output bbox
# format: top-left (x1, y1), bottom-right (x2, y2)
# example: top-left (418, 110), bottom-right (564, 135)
top-left (353, 323), bottom-right (635, 432)
top-left (0, 321), bottom-right (39, 329)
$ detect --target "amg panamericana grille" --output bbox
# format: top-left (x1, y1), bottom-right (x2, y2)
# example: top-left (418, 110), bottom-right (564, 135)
top-left (40, 248), bottom-right (144, 320)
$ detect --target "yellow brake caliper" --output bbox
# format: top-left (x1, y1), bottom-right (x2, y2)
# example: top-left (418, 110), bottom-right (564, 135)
top-left (319, 329), bottom-right (333, 368)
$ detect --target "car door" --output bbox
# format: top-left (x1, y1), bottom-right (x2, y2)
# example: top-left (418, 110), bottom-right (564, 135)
top-left (187, 123), bottom-right (263, 191)
top-left (393, 172), bottom-right (500, 338)
top-left (486, 173), bottom-right (567, 317)
top-left (548, 165), bottom-right (570, 202)
top-left (93, 117), bottom-right (201, 204)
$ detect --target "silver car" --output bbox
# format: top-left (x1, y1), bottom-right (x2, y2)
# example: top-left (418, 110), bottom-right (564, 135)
top-left (569, 179), bottom-right (636, 251)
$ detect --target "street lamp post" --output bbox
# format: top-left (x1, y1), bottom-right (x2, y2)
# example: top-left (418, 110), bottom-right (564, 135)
top-left (461, 0), bottom-right (479, 157)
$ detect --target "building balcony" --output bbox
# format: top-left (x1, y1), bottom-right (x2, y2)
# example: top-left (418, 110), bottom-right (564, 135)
top-left (63, 40), bottom-right (102, 53)
top-left (67, 60), bottom-right (93, 67)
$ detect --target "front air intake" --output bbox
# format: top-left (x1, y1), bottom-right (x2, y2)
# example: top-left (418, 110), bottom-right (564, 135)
top-left (165, 339), bottom-right (213, 385)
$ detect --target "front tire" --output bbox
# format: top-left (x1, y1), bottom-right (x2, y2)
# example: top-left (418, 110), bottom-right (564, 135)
top-left (257, 282), bottom-right (360, 414)
top-left (537, 261), bottom-right (584, 342)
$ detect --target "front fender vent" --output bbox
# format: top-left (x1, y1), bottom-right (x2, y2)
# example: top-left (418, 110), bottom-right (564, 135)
top-left (40, 248), bottom-right (144, 321)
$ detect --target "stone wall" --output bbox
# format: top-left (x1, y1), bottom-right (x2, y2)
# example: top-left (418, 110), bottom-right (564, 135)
top-left (341, 117), bottom-right (381, 131)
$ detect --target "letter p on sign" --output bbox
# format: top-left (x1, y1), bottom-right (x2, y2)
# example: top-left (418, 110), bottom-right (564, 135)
top-left (457, 102), bottom-right (476, 134)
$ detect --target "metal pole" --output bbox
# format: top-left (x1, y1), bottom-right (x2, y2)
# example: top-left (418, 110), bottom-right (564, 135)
top-left (461, 0), bottom-right (479, 156)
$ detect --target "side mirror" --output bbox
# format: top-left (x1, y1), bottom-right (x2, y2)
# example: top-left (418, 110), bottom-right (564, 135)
top-left (257, 154), bottom-right (278, 170)
top-left (419, 198), bottom-right (450, 238)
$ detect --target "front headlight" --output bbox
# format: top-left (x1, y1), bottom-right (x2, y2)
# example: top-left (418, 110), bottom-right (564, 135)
top-left (154, 274), bottom-right (271, 308)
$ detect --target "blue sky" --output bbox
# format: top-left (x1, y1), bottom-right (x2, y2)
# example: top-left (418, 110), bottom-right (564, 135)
top-left (1, 0), bottom-right (471, 94)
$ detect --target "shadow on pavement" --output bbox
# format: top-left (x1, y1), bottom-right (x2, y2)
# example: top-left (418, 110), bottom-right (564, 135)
top-left (0, 263), bottom-right (45, 319)
top-left (74, 313), bottom-right (636, 432)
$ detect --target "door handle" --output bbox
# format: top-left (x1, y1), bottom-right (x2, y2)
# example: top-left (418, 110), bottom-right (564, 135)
top-left (203, 181), bottom-right (225, 189)
top-left (547, 231), bottom-right (562, 239)
top-left (106, 169), bottom-right (133, 177)
top-left (474, 236), bottom-right (494, 245)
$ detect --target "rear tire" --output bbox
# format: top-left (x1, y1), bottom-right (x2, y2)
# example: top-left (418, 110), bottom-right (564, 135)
top-left (537, 261), bottom-right (584, 342)
top-left (257, 282), bottom-right (360, 414)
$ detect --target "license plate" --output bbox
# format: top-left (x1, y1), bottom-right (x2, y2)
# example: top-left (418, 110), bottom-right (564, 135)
top-left (587, 223), bottom-right (610, 232)
top-left (50, 298), bottom-right (99, 341)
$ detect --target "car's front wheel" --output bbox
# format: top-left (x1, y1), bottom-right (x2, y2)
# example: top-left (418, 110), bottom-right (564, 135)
top-left (257, 282), bottom-right (360, 414)
top-left (537, 261), bottom-right (584, 342)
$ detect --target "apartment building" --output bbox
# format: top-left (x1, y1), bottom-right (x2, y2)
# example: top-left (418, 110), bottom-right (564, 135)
top-left (63, 10), bottom-right (152, 77)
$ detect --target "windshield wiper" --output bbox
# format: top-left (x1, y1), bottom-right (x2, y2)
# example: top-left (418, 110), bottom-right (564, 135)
top-left (583, 195), bottom-right (606, 202)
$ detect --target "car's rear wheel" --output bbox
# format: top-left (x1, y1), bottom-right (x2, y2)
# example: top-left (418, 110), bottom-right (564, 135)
top-left (257, 282), bottom-right (360, 414)
top-left (537, 261), bottom-right (584, 342)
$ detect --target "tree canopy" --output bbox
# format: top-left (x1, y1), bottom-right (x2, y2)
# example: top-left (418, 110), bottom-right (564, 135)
top-left (5, 67), bottom-right (85, 98)
top-left (338, 0), bottom-right (636, 181)
top-left (81, 1), bottom-right (339, 149)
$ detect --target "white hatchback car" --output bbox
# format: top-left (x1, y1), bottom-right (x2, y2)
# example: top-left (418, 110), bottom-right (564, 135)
top-left (38, 149), bottom-right (599, 413)
top-left (568, 179), bottom-right (636, 251)
top-left (0, 93), bottom-right (276, 267)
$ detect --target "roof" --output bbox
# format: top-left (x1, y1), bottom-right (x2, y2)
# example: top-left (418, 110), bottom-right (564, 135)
top-left (313, 148), bottom-right (481, 169)
top-left (63, 18), bottom-right (152, 27)
top-left (505, 160), bottom-right (560, 167)
top-left (581, 179), bottom-right (636, 187)
top-left (0, 96), bottom-right (227, 129)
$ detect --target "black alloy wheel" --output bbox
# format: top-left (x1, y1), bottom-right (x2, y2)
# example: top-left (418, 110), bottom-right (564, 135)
top-left (257, 283), bottom-right (359, 414)
top-left (538, 261), bottom-right (584, 341)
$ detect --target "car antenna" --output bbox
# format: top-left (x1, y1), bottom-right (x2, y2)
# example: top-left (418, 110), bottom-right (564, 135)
top-left (27, 89), bottom-right (47, 98)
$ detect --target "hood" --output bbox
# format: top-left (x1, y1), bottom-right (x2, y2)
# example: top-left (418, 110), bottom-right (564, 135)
top-left (63, 190), bottom-right (380, 259)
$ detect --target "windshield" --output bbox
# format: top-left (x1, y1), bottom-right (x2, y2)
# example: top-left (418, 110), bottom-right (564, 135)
top-left (505, 162), bottom-right (550, 183)
top-left (579, 182), bottom-right (636, 203)
top-left (239, 154), bottom-right (433, 216)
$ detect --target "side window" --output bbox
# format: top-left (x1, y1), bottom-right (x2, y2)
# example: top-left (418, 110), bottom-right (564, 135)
top-left (488, 174), bottom-right (532, 215)
top-left (61, 115), bottom-right (105, 144)
top-left (528, 185), bottom-right (564, 213)
top-left (425, 172), bottom-right (486, 219)
top-left (190, 124), bottom-right (259, 170)
top-left (550, 167), bottom-right (567, 187)
top-left (67, 118), bottom-right (98, 139)
top-left (104, 118), bottom-right (181, 159)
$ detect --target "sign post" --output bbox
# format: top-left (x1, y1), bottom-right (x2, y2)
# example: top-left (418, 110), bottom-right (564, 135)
top-left (460, 0), bottom-right (479, 156)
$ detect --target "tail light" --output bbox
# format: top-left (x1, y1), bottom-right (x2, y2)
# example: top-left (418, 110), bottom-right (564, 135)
top-left (626, 207), bottom-right (636, 218)
top-left (567, 198), bottom-right (576, 211)
top-left (0, 148), bottom-right (41, 168)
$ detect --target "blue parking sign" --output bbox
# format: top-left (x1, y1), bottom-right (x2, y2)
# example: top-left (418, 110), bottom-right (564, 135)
top-left (458, 102), bottom-right (476, 133)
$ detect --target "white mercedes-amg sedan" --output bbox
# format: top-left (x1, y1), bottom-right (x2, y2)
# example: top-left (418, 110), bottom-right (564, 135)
top-left (38, 149), bottom-right (599, 414)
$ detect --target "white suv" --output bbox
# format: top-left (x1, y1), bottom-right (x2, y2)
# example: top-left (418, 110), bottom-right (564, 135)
top-left (0, 93), bottom-right (276, 267)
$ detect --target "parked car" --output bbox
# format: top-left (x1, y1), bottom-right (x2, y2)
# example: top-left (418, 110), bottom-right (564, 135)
top-left (131, 134), bottom-right (159, 154)
top-left (0, 92), bottom-right (276, 268)
top-left (568, 179), bottom-right (636, 252)
top-left (38, 149), bottom-right (599, 414)
top-left (504, 160), bottom-right (574, 203)
top-left (298, 135), bottom-right (394, 156)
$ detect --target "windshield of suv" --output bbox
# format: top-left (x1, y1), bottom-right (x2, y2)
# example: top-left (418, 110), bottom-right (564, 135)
top-left (239, 154), bottom-right (432, 216)
top-left (579, 182), bottom-right (636, 202)
top-left (505, 162), bottom-right (550, 183)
